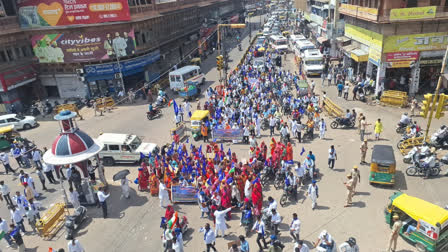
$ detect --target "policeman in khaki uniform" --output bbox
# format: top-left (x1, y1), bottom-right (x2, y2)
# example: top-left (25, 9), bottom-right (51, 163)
top-left (360, 140), bottom-right (368, 165)
top-left (343, 174), bottom-right (354, 207)
top-left (388, 214), bottom-right (402, 252)
top-left (351, 166), bottom-right (361, 193)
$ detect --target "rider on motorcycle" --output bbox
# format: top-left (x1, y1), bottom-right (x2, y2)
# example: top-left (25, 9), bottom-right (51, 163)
top-left (399, 112), bottom-right (411, 127)
top-left (285, 171), bottom-right (297, 197)
top-left (148, 103), bottom-right (154, 113)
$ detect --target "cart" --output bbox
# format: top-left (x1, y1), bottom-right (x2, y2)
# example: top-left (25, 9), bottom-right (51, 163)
top-left (179, 85), bottom-right (201, 101)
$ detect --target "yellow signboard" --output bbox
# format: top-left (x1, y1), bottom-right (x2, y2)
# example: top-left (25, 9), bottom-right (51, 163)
top-left (384, 32), bottom-right (448, 53)
top-left (340, 4), bottom-right (357, 16)
top-left (387, 61), bottom-right (413, 68)
top-left (368, 48), bottom-right (381, 65)
top-left (344, 24), bottom-right (383, 51)
top-left (358, 6), bottom-right (379, 21)
top-left (390, 6), bottom-right (437, 21)
top-left (351, 53), bottom-right (368, 62)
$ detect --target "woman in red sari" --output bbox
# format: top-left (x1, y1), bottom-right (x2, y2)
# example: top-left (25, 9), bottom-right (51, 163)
top-left (138, 167), bottom-right (150, 191)
top-left (286, 142), bottom-right (293, 161)
top-left (149, 173), bottom-right (159, 195)
top-left (220, 182), bottom-right (232, 218)
top-left (251, 179), bottom-right (263, 216)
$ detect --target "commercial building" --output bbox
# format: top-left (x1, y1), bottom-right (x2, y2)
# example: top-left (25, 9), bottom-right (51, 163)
top-left (0, 0), bottom-right (242, 112)
top-left (338, 0), bottom-right (448, 95)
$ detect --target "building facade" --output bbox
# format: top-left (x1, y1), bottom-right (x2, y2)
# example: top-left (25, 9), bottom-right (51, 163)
top-left (339, 0), bottom-right (448, 95)
top-left (0, 0), bottom-right (243, 112)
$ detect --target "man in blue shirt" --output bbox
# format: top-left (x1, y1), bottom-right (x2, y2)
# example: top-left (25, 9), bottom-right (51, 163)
top-left (337, 82), bottom-right (344, 97)
top-left (239, 235), bottom-right (249, 252)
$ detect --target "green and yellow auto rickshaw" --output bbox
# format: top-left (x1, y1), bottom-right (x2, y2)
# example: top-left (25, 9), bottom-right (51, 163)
top-left (385, 192), bottom-right (448, 251)
top-left (369, 145), bottom-right (396, 185)
top-left (191, 110), bottom-right (210, 141)
top-left (0, 125), bottom-right (20, 151)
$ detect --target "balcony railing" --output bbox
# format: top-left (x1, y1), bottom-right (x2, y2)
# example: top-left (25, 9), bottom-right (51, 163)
top-left (339, 3), bottom-right (378, 22)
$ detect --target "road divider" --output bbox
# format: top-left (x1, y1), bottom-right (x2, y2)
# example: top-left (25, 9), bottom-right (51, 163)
top-left (380, 90), bottom-right (408, 108)
top-left (323, 97), bottom-right (343, 118)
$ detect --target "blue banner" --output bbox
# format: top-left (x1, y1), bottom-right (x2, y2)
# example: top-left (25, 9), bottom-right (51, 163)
top-left (171, 185), bottom-right (198, 203)
top-left (212, 128), bottom-right (243, 141)
top-left (84, 50), bottom-right (160, 81)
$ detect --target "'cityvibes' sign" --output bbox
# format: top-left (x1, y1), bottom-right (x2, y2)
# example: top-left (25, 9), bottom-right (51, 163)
top-left (17, 0), bottom-right (130, 28)
top-left (31, 29), bottom-right (136, 63)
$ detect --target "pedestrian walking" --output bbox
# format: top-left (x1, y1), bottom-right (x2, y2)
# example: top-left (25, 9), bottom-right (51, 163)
top-left (295, 163), bottom-right (305, 186)
top-left (337, 82), bottom-right (343, 97)
top-left (269, 116), bottom-right (276, 137)
top-left (410, 97), bottom-right (418, 117)
top-left (87, 160), bottom-right (96, 183)
top-left (69, 187), bottom-right (80, 209)
top-left (11, 145), bottom-right (24, 167)
top-left (0, 180), bottom-right (13, 206)
top-left (239, 235), bottom-right (249, 252)
top-left (359, 116), bottom-right (370, 141)
top-left (159, 181), bottom-right (170, 208)
top-left (214, 206), bottom-right (233, 237)
top-left (35, 168), bottom-right (47, 190)
top-left (357, 113), bottom-right (364, 134)
top-left (121, 178), bottom-right (130, 199)
top-left (25, 206), bottom-right (37, 233)
top-left (343, 82), bottom-right (350, 100)
top-left (13, 192), bottom-right (26, 216)
top-left (270, 208), bottom-right (281, 235)
top-left (321, 73), bottom-right (326, 87)
top-left (319, 118), bottom-right (326, 139)
top-left (23, 174), bottom-right (39, 198)
top-left (327, 72), bottom-right (332, 85)
top-left (387, 215), bottom-right (402, 252)
top-left (0, 152), bottom-right (15, 174)
top-left (352, 84), bottom-right (358, 100)
top-left (10, 224), bottom-right (25, 252)
top-left (374, 118), bottom-right (383, 141)
top-left (289, 213), bottom-right (301, 242)
top-left (23, 182), bottom-right (34, 202)
top-left (67, 238), bottom-right (85, 252)
top-left (32, 149), bottom-right (43, 169)
top-left (344, 174), bottom-right (354, 207)
top-left (351, 166), bottom-right (361, 193)
top-left (328, 145), bottom-right (337, 169)
top-left (9, 206), bottom-right (26, 233)
top-left (43, 162), bottom-right (57, 183)
top-left (93, 100), bottom-right (100, 117)
top-left (199, 223), bottom-right (217, 252)
top-left (360, 140), bottom-right (368, 164)
top-left (0, 218), bottom-right (13, 247)
top-left (252, 215), bottom-right (268, 251)
top-left (306, 180), bottom-right (318, 210)
top-left (97, 187), bottom-right (110, 218)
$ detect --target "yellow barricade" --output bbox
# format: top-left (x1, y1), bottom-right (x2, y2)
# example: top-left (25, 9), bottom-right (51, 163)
top-left (323, 97), bottom-right (343, 118)
top-left (398, 136), bottom-right (426, 155)
top-left (36, 203), bottom-right (67, 239)
top-left (95, 97), bottom-right (115, 109)
top-left (380, 90), bottom-right (408, 108)
top-left (55, 104), bottom-right (78, 115)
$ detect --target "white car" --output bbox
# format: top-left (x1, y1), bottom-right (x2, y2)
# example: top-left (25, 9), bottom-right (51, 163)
top-left (0, 114), bottom-right (37, 130)
top-left (253, 59), bottom-right (265, 72)
top-left (96, 133), bottom-right (159, 166)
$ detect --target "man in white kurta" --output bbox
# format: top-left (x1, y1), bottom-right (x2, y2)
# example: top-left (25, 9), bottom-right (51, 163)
top-left (159, 181), bottom-right (170, 208)
top-left (121, 178), bottom-right (130, 199)
top-left (214, 206), bottom-right (233, 237)
top-left (307, 181), bottom-right (319, 210)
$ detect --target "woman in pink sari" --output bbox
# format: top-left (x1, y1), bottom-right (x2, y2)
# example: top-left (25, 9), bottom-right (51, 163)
top-left (251, 179), bottom-right (263, 216)
top-left (220, 182), bottom-right (232, 218)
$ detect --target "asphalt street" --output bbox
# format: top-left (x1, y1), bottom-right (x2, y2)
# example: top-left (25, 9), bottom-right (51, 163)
top-left (1, 15), bottom-right (447, 252)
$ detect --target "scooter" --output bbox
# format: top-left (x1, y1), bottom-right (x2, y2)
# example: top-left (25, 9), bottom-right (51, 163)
top-left (146, 108), bottom-right (162, 120)
top-left (65, 206), bottom-right (88, 240)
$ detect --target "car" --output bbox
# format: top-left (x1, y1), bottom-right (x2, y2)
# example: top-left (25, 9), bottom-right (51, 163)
top-left (96, 133), bottom-right (159, 166)
top-left (253, 59), bottom-right (265, 72)
top-left (0, 114), bottom-right (37, 130)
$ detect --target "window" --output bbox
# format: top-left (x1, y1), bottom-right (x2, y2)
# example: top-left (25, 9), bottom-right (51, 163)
top-left (0, 50), bottom-right (7, 62)
top-left (121, 145), bottom-right (130, 152)
top-left (407, 0), bottom-right (418, 7)
top-left (6, 118), bottom-right (18, 122)
top-left (6, 48), bottom-right (13, 60)
top-left (430, 0), bottom-right (441, 5)
top-left (0, 120), bottom-right (6, 124)
top-left (108, 145), bottom-right (120, 151)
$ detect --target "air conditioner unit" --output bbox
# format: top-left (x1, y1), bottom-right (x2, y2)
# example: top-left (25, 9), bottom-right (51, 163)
top-left (76, 68), bottom-right (84, 74)
top-left (115, 73), bottom-right (122, 79)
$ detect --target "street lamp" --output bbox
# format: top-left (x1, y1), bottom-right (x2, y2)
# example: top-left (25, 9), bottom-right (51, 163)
top-left (112, 43), bottom-right (126, 93)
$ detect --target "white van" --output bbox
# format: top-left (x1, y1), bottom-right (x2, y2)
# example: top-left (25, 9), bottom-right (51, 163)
top-left (294, 40), bottom-right (316, 58)
top-left (270, 35), bottom-right (288, 53)
top-left (0, 114), bottom-right (37, 130)
top-left (169, 65), bottom-right (205, 91)
top-left (303, 49), bottom-right (324, 76)
top-left (289, 34), bottom-right (307, 49)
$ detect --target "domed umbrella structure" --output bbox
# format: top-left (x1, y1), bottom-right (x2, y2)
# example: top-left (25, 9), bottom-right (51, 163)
top-left (43, 110), bottom-right (106, 185)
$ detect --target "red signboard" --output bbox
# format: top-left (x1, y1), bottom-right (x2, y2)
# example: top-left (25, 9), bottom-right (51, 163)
top-left (31, 28), bottom-right (136, 63)
top-left (386, 51), bottom-right (420, 62)
top-left (17, 0), bottom-right (130, 28)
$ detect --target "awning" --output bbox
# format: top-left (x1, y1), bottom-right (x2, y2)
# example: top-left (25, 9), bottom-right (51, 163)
top-left (317, 37), bottom-right (328, 44)
top-left (336, 36), bottom-right (351, 43)
top-left (342, 44), bottom-right (358, 53)
top-left (351, 49), bottom-right (369, 62)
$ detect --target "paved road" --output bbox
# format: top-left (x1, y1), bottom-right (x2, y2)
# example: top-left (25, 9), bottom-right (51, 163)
top-left (1, 15), bottom-right (447, 252)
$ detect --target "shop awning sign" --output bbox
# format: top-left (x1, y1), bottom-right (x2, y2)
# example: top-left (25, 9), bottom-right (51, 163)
top-left (390, 6), bottom-right (437, 21)
top-left (386, 51), bottom-right (419, 68)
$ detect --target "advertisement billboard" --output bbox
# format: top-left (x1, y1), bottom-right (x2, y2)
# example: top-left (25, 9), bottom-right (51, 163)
top-left (31, 29), bottom-right (136, 63)
top-left (384, 32), bottom-right (448, 53)
top-left (390, 6), bottom-right (436, 21)
top-left (17, 0), bottom-right (130, 28)
top-left (344, 24), bottom-right (383, 52)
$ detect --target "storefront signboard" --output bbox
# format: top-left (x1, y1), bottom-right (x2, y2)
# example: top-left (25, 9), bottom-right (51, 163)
top-left (340, 4), bottom-right (357, 16)
top-left (384, 32), bottom-right (448, 53)
top-left (344, 24), bottom-right (383, 52)
top-left (368, 48), bottom-right (381, 66)
top-left (386, 51), bottom-right (420, 62)
top-left (17, 0), bottom-right (130, 28)
top-left (390, 6), bottom-right (437, 21)
top-left (357, 6), bottom-right (379, 21)
top-left (31, 28), bottom-right (136, 63)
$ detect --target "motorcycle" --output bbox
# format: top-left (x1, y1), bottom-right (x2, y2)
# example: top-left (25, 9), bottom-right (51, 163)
top-left (146, 108), bottom-right (162, 120)
top-left (65, 206), bottom-right (88, 239)
top-left (403, 146), bottom-right (430, 164)
top-left (155, 94), bottom-right (169, 108)
top-left (273, 170), bottom-right (285, 190)
top-left (330, 117), bottom-right (355, 129)
top-left (280, 185), bottom-right (296, 207)
top-left (397, 131), bottom-right (423, 149)
top-left (406, 155), bottom-right (441, 178)
top-left (396, 121), bottom-right (411, 134)
top-left (280, 133), bottom-right (290, 145)
top-left (261, 166), bottom-right (276, 186)
top-left (441, 153), bottom-right (448, 165)
top-left (261, 118), bottom-right (269, 131)
top-left (304, 166), bottom-right (319, 181)
top-left (430, 126), bottom-right (448, 149)
top-left (261, 210), bottom-right (272, 232)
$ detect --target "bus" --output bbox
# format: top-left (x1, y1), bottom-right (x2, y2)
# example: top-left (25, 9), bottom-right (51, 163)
top-left (169, 65), bottom-right (205, 91)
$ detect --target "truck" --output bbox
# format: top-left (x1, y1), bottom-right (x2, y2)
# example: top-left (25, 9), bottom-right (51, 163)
top-left (303, 49), bottom-right (324, 76)
top-left (96, 133), bottom-right (159, 166)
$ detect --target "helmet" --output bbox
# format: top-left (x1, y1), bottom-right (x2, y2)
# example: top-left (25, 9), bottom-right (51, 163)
top-left (347, 237), bottom-right (357, 246)
top-left (404, 112), bottom-right (408, 115)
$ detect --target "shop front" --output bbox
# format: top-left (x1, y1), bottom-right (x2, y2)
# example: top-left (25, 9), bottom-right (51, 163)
top-left (84, 50), bottom-right (160, 97)
top-left (383, 51), bottom-right (419, 93)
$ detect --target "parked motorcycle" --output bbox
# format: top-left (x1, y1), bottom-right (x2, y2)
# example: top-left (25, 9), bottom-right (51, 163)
top-left (65, 206), bottom-right (88, 239)
top-left (147, 108), bottom-right (162, 120)
top-left (330, 117), bottom-right (355, 129)
top-left (406, 155), bottom-right (441, 178)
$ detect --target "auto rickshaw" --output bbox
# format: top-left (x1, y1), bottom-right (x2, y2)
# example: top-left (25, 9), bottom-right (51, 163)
top-left (0, 125), bottom-right (20, 151)
top-left (191, 110), bottom-right (210, 141)
top-left (190, 57), bottom-right (201, 66)
top-left (369, 145), bottom-right (396, 185)
top-left (385, 191), bottom-right (448, 251)
top-left (282, 31), bottom-right (290, 38)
